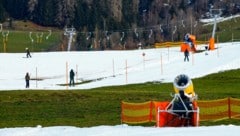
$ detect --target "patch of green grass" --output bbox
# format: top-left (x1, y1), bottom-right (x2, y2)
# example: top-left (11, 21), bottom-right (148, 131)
top-left (0, 69), bottom-right (240, 128)
top-left (193, 69), bottom-right (240, 100)
top-left (0, 21), bottom-right (62, 53)
top-left (0, 30), bottom-right (62, 53)
top-left (198, 17), bottom-right (240, 42)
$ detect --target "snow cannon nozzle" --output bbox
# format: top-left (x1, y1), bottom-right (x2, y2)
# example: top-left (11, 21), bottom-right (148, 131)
top-left (173, 74), bottom-right (195, 99)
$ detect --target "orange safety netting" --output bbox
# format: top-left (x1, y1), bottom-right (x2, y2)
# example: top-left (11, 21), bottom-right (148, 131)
top-left (230, 98), bottom-right (240, 119)
top-left (154, 101), bottom-right (199, 127)
top-left (197, 97), bottom-right (240, 121)
top-left (121, 101), bottom-right (155, 124)
top-left (154, 41), bottom-right (208, 48)
top-left (197, 98), bottom-right (229, 121)
top-left (121, 97), bottom-right (240, 124)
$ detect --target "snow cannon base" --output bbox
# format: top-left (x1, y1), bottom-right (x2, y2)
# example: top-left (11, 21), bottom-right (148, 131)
top-left (155, 94), bottom-right (199, 127)
top-left (156, 74), bottom-right (199, 127)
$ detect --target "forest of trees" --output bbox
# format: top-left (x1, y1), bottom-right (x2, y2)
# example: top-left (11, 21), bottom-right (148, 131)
top-left (0, 0), bottom-right (240, 50)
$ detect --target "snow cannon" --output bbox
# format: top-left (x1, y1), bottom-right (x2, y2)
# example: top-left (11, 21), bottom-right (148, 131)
top-left (173, 74), bottom-right (195, 99)
top-left (156, 74), bottom-right (199, 127)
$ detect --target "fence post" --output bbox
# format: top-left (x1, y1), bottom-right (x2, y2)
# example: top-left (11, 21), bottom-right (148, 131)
top-left (36, 67), bottom-right (38, 88)
top-left (160, 53), bottom-right (163, 75)
top-left (121, 101), bottom-right (123, 125)
top-left (157, 107), bottom-right (160, 127)
top-left (192, 52), bottom-right (194, 65)
top-left (149, 101), bottom-right (153, 122)
top-left (228, 97), bottom-right (231, 119)
top-left (66, 62), bottom-right (69, 90)
top-left (125, 60), bottom-right (128, 84)
top-left (167, 45), bottom-right (169, 61)
top-left (112, 59), bottom-right (115, 77)
top-left (76, 64), bottom-right (78, 83)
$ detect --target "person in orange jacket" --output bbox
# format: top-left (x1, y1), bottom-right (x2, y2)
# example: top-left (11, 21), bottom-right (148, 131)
top-left (184, 33), bottom-right (194, 48)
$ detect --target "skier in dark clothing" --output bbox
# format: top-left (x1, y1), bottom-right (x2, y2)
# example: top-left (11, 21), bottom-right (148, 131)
top-left (26, 48), bottom-right (31, 58)
top-left (25, 72), bottom-right (30, 88)
top-left (69, 69), bottom-right (75, 86)
top-left (184, 49), bottom-right (189, 62)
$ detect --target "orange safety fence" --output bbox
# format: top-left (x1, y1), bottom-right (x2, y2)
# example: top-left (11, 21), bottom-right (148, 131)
top-left (121, 97), bottom-right (240, 124)
top-left (121, 101), bottom-right (155, 124)
top-left (230, 97), bottom-right (240, 119)
top-left (197, 97), bottom-right (240, 121)
top-left (154, 41), bottom-right (209, 48)
top-left (197, 98), bottom-right (229, 121)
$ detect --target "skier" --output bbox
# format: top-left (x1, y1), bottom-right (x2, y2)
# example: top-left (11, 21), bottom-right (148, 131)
top-left (25, 72), bottom-right (30, 88)
top-left (205, 46), bottom-right (209, 55)
top-left (184, 49), bottom-right (189, 62)
top-left (69, 69), bottom-right (75, 86)
top-left (26, 48), bottom-right (32, 58)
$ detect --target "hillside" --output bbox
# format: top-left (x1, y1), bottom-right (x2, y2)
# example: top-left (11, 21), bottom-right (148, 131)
top-left (1, 15), bottom-right (240, 53)
top-left (1, 0), bottom-right (240, 50)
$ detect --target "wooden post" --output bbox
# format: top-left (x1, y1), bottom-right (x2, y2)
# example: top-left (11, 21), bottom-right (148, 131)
top-left (161, 54), bottom-right (163, 75)
top-left (157, 107), bottom-right (160, 127)
top-left (66, 62), bottom-right (69, 89)
top-left (76, 64), bottom-right (78, 84)
top-left (121, 101), bottom-right (123, 125)
top-left (36, 67), bottom-right (38, 88)
top-left (217, 35), bottom-right (219, 58)
top-left (228, 97), bottom-right (231, 119)
top-left (149, 101), bottom-right (153, 122)
top-left (112, 59), bottom-right (115, 77)
top-left (142, 52), bottom-right (146, 70)
top-left (167, 46), bottom-right (169, 61)
top-left (192, 52), bottom-right (194, 65)
top-left (125, 60), bottom-right (128, 84)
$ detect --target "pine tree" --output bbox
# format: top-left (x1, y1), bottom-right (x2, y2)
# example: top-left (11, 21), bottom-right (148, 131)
top-left (3, 0), bottom-right (28, 20)
top-left (28, 0), bottom-right (38, 14)
top-left (0, 0), bottom-right (5, 22)
top-left (55, 0), bottom-right (76, 27)
top-left (122, 0), bottom-right (135, 29)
